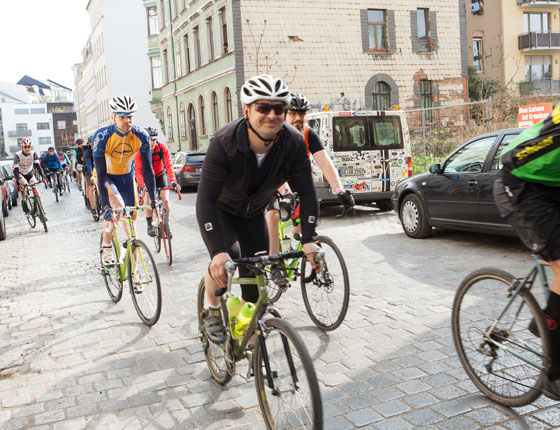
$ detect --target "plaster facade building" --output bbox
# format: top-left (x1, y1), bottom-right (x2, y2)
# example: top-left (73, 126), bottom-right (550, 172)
top-left (0, 103), bottom-right (54, 157)
top-left (73, 0), bottom-right (162, 140)
top-left (148, 0), bottom-right (468, 152)
top-left (466, 0), bottom-right (560, 94)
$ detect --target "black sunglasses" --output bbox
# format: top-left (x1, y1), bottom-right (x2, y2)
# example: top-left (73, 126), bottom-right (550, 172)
top-left (253, 103), bottom-right (287, 116)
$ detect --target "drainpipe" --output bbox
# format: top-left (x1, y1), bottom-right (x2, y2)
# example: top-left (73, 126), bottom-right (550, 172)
top-left (167, 0), bottom-right (182, 151)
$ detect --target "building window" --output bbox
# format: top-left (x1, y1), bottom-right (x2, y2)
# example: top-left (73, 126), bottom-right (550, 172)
top-left (211, 91), bottom-right (219, 133)
top-left (417, 8), bottom-right (430, 52)
top-left (160, 0), bottom-right (167, 28)
top-left (180, 103), bottom-right (187, 138)
top-left (167, 107), bottom-right (173, 139)
top-left (525, 55), bottom-right (552, 81)
top-left (524, 12), bottom-right (550, 33)
top-left (37, 122), bottom-right (50, 130)
top-left (188, 103), bottom-right (198, 150)
top-left (184, 34), bottom-right (191, 73)
top-left (38, 137), bottom-right (51, 146)
top-left (147, 6), bottom-right (158, 36)
top-left (16, 123), bottom-right (28, 131)
top-left (151, 56), bottom-right (163, 88)
top-left (175, 41), bottom-right (182, 78)
top-left (225, 87), bottom-right (233, 122)
top-left (206, 17), bottom-right (215, 62)
top-left (372, 82), bottom-right (391, 110)
top-left (420, 80), bottom-right (433, 122)
top-left (219, 7), bottom-right (228, 54)
top-left (193, 26), bottom-right (201, 68)
top-left (199, 95), bottom-right (207, 135)
top-left (58, 120), bottom-right (66, 129)
top-left (367, 10), bottom-right (386, 52)
top-left (163, 49), bottom-right (169, 83)
top-left (473, 38), bottom-right (483, 73)
top-left (176, 0), bottom-right (182, 14)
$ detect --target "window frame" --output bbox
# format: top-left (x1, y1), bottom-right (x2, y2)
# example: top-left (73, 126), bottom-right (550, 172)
top-left (193, 26), bottom-right (201, 68)
top-left (420, 80), bottom-right (433, 122)
top-left (473, 38), bottom-right (483, 73)
top-left (151, 56), bottom-right (163, 89)
top-left (199, 95), bottom-right (207, 136)
top-left (180, 103), bottom-right (187, 138)
top-left (372, 81), bottom-right (391, 110)
top-left (206, 16), bottom-right (215, 62)
top-left (147, 6), bottom-right (159, 36)
top-left (167, 106), bottom-right (173, 139)
top-left (225, 87), bottom-right (233, 122)
top-left (367, 9), bottom-right (387, 52)
top-left (417, 8), bottom-right (430, 52)
top-left (211, 91), bottom-right (219, 133)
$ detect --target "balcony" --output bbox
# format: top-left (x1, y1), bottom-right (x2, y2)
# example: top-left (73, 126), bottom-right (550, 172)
top-left (7, 129), bottom-right (32, 137)
top-left (517, 0), bottom-right (560, 8)
top-left (518, 32), bottom-right (560, 51)
top-left (519, 79), bottom-right (560, 94)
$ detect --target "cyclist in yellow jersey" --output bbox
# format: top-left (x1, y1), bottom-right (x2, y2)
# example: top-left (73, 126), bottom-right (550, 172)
top-left (93, 95), bottom-right (157, 265)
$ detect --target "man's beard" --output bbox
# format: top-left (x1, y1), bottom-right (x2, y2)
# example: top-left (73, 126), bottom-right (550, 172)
top-left (293, 121), bottom-right (304, 132)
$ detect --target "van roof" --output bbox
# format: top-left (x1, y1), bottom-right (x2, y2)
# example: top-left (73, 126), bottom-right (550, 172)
top-left (308, 110), bottom-right (404, 117)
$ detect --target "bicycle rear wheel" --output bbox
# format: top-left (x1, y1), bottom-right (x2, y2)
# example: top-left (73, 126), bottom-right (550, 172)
top-left (65, 175), bottom-right (70, 193)
top-left (452, 268), bottom-right (549, 407)
top-left (153, 223), bottom-right (162, 253)
top-left (100, 233), bottom-right (123, 303)
top-left (35, 198), bottom-right (48, 233)
top-left (254, 317), bottom-right (323, 429)
top-left (300, 235), bottom-right (350, 331)
top-left (54, 183), bottom-right (59, 202)
top-left (128, 240), bottom-right (162, 326)
top-left (162, 212), bottom-right (172, 266)
top-left (197, 278), bottom-right (233, 385)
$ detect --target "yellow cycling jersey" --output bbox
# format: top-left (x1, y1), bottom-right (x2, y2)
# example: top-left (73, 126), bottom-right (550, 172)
top-left (92, 124), bottom-right (150, 175)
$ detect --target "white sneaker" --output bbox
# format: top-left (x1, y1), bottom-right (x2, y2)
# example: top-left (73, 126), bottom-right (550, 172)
top-left (101, 247), bottom-right (115, 266)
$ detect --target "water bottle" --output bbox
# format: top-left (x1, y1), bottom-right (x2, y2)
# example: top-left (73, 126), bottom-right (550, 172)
top-left (226, 295), bottom-right (242, 326)
top-left (281, 235), bottom-right (291, 252)
top-left (233, 302), bottom-right (255, 339)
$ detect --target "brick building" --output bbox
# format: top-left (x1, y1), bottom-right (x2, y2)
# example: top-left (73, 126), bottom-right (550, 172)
top-left (47, 103), bottom-right (78, 149)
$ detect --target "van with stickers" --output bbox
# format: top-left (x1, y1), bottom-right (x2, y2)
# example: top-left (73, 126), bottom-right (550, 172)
top-left (306, 110), bottom-right (413, 210)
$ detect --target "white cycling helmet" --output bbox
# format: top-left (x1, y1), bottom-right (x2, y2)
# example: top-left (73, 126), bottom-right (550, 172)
top-left (240, 74), bottom-right (291, 106)
top-left (109, 95), bottom-right (137, 117)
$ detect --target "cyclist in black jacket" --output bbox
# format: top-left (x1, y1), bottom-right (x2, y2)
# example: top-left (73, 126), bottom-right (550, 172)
top-left (196, 74), bottom-right (320, 343)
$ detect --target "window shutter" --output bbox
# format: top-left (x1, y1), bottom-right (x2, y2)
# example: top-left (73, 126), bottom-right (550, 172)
top-left (387, 10), bottom-right (396, 53)
top-left (429, 11), bottom-right (438, 51)
top-left (410, 11), bottom-right (418, 53)
top-left (360, 10), bottom-right (369, 52)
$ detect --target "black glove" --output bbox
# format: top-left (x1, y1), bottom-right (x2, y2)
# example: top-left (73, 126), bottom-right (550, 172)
top-left (171, 182), bottom-right (177, 188)
top-left (151, 199), bottom-right (157, 210)
top-left (337, 190), bottom-right (355, 208)
top-left (102, 205), bottom-right (113, 221)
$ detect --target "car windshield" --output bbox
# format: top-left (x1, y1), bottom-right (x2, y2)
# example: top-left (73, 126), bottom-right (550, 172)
top-left (186, 155), bottom-right (205, 164)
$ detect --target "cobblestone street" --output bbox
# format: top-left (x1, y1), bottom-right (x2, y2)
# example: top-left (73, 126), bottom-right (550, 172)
top-left (1, 184), bottom-right (559, 429)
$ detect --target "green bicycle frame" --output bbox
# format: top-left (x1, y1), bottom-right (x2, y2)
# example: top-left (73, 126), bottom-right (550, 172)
top-left (277, 217), bottom-right (303, 280)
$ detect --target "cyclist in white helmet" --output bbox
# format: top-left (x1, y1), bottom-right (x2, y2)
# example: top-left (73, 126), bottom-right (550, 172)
top-left (92, 95), bottom-right (157, 266)
top-left (196, 74), bottom-right (321, 344)
top-left (13, 138), bottom-right (46, 215)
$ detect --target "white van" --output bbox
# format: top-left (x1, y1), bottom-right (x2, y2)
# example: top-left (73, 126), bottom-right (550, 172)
top-left (306, 110), bottom-right (413, 210)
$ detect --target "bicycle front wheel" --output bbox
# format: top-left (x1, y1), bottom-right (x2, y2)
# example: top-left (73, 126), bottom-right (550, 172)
top-left (300, 235), bottom-right (350, 331)
top-left (197, 278), bottom-right (232, 385)
top-left (162, 213), bottom-right (172, 266)
top-left (100, 233), bottom-right (123, 303)
top-left (452, 268), bottom-right (550, 407)
top-left (35, 198), bottom-right (48, 233)
top-left (65, 175), bottom-right (70, 193)
top-left (254, 317), bottom-right (323, 429)
top-left (128, 240), bottom-right (162, 326)
top-left (26, 199), bottom-right (36, 228)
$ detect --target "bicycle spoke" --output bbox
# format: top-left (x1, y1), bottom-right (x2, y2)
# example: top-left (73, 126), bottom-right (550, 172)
top-left (128, 241), bottom-right (161, 325)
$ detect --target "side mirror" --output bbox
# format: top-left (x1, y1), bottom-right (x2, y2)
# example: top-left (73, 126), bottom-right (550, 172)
top-left (429, 163), bottom-right (442, 174)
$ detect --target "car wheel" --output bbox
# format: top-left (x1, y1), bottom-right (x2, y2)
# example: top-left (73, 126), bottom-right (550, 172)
top-left (2, 200), bottom-right (8, 218)
top-left (400, 194), bottom-right (432, 239)
top-left (12, 194), bottom-right (17, 207)
top-left (0, 207), bottom-right (5, 240)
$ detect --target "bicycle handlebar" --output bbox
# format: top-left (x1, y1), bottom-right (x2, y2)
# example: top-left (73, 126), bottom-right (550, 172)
top-left (158, 186), bottom-right (182, 200)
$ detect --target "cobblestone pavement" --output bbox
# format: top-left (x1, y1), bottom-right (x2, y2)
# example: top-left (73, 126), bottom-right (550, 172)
top-left (1, 183), bottom-right (559, 429)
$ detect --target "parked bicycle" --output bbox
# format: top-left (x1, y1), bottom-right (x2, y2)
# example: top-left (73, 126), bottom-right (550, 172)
top-left (267, 193), bottom-right (350, 331)
top-left (22, 181), bottom-right (47, 233)
top-left (197, 250), bottom-right (324, 429)
top-left (139, 186), bottom-right (181, 266)
top-left (451, 255), bottom-right (558, 406)
top-left (101, 205), bottom-right (162, 326)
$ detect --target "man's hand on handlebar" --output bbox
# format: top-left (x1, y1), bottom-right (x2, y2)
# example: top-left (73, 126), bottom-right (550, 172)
top-left (171, 181), bottom-right (181, 193)
top-left (303, 242), bottom-right (321, 273)
top-left (209, 252), bottom-right (232, 287)
top-left (337, 189), bottom-right (355, 208)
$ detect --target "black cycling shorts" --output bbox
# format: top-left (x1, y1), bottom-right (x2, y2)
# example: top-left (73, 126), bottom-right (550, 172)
top-left (495, 176), bottom-right (560, 261)
top-left (155, 173), bottom-right (169, 190)
top-left (201, 208), bottom-right (269, 303)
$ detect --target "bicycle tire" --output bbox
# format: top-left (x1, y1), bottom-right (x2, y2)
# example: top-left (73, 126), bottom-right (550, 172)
top-left (254, 317), bottom-right (323, 429)
top-left (197, 278), bottom-right (232, 385)
top-left (35, 198), bottom-right (48, 233)
top-left (300, 235), bottom-right (350, 331)
top-left (162, 212), bottom-right (172, 266)
top-left (128, 240), bottom-right (162, 326)
top-left (265, 238), bottom-right (287, 304)
top-left (65, 175), bottom-right (70, 193)
top-left (54, 183), bottom-right (59, 202)
top-left (100, 233), bottom-right (123, 303)
top-left (153, 223), bottom-right (162, 253)
top-left (452, 268), bottom-right (550, 407)
top-left (26, 198), bottom-right (36, 228)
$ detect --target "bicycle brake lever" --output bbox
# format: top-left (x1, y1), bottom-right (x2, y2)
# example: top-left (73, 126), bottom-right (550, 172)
top-left (314, 248), bottom-right (326, 283)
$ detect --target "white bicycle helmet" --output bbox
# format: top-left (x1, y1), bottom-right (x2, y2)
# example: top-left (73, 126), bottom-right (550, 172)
top-left (21, 137), bottom-right (32, 148)
top-left (240, 74), bottom-right (291, 106)
top-left (109, 95), bottom-right (137, 116)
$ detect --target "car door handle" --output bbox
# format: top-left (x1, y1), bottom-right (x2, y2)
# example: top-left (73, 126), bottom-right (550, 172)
top-left (468, 179), bottom-right (478, 186)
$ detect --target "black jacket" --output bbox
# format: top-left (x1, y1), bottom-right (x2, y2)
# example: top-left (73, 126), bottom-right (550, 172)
top-left (196, 118), bottom-right (318, 256)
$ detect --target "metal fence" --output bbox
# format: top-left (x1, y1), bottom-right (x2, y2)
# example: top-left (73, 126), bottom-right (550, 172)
top-left (402, 100), bottom-right (493, 174)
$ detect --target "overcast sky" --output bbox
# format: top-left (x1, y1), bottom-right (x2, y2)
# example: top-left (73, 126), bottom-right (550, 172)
top-left (0, 0), bottom-right (90, 88)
